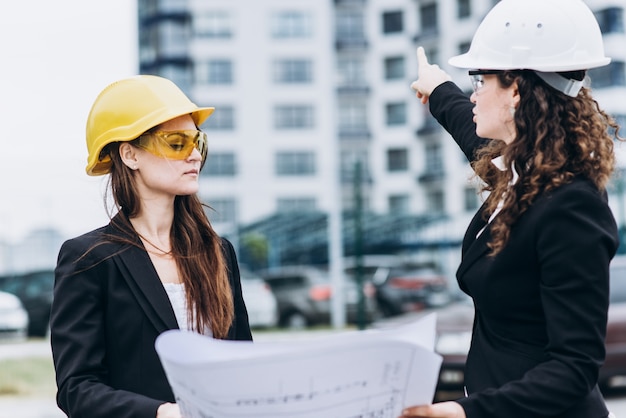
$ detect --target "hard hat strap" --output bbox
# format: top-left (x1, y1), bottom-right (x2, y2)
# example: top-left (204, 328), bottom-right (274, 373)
top-left (533, 71), bottom-right (589, 98)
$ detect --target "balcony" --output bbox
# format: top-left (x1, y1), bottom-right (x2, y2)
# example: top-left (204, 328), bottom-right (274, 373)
top-left (338, 129), bottom-right (372, 141)
top-left (417, 169), bottom-right (445, 184)
top-left (334, 0), bottom-right (367, 5)
top-left (335, 37), bottom-right (369, 51)
top-left (337, 85), bottom-right (370, 95)
top-left (415, 118), bottom-right (442, 137)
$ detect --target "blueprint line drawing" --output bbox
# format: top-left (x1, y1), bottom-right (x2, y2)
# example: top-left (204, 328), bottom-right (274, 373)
top-left (156, 314), bottom-right (442, 418)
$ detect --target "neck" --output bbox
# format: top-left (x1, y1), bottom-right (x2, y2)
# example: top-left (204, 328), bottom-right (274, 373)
top-left (130, 203), bottom-right (175, 256)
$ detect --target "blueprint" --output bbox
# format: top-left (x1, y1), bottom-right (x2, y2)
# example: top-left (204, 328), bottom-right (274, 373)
top-left (155, 314), bottom-right (442, 418)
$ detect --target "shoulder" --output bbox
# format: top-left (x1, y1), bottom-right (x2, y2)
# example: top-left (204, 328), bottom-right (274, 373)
top-left (537, 177), bottom-right (609, 212)
top-left (220, 237), bottom-right (237, 263)
top-left (57, 223), bottom-right (127, 266)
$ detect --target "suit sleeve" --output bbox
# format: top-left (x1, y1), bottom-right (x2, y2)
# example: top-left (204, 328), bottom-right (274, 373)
top-left (428, 81), bottom-right (490, 163)
top-left (222, 238), bottom-right (253, 341)
top-left (457, 184), bottom-right (618, 416)
top-left (50, 238), bottom-right (163, 418)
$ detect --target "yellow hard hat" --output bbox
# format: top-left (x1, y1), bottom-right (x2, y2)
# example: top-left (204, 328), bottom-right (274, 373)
top-left (85, 75), bottom-right (215, 176)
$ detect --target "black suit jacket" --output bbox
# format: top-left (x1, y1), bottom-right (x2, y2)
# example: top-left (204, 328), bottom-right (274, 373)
top-left (50, 217), bottom-right (252, 418)
top-left (429, 82), bottom-right (619, 417)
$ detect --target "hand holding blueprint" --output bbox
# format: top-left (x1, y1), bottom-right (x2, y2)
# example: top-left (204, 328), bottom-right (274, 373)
top-left (155, 314), bottom-right (442, 418)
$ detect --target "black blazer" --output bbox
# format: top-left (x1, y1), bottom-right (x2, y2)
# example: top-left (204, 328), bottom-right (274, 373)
top-left (429, 82), bottom-right (619, 418)
top-left (50, 216), bottom-right (252, 418)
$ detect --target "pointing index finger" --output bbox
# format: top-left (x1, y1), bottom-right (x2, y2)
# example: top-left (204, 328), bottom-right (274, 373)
top-left (416, 46), bottom-right (429, 70)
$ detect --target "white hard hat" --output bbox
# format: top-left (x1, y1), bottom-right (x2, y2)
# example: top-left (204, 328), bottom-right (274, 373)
top-left (449, 0), bottom-right (610, 72)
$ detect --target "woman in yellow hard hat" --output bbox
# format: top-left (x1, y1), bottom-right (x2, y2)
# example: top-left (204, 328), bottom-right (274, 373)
top-left (404, 0), bottom-right (621, 417)
top-left (50, 75), bottom-right (252, 418)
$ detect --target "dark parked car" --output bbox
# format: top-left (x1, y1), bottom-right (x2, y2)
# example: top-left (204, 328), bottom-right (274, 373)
top-left (346, 263), bottom-right (452, 318)
top-left (600, 255), bottom-right (626, 390)
top-left (433, 255), bottom-right (626, 399)
top-left (0, 270), bottom-right (54, 337)
top-left (259, 265), bottom-right (378, 328)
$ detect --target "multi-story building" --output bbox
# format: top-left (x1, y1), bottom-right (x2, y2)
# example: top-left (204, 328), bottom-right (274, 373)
top-left (136, 0), bottom-right (626, 270)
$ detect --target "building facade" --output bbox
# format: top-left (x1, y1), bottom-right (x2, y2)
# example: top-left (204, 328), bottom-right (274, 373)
top-left (136, 0), bottom-right (626, 269)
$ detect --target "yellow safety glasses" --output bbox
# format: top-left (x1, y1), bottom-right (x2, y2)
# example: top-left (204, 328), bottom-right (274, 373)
top-left (136, 130), bottom-right (208, 163)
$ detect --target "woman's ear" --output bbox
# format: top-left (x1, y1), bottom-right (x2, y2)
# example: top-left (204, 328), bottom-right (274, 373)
top-left (511, 81), bottom-right (521, 109)
top-left (119, 142), bottom-right (139, 170)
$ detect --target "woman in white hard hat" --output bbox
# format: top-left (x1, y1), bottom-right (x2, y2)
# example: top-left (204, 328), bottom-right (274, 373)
top-left (404, 0), bottom-right (621, 417)
top-left (50, 75), bottom-right (252, 418)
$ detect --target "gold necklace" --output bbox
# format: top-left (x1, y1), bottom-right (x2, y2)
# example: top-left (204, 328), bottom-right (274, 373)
top-left (136, 232), bottom-right (173, 256)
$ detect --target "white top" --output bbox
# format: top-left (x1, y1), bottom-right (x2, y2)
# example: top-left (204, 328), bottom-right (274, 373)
top-left (476, 156), bottom-right (520, 238)
top-left (163, 282), bottom-right (191, 332)
top-left (162, 282), bottom-right (212, 337)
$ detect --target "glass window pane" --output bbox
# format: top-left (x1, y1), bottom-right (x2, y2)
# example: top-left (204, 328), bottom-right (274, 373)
top-left (274, 105), bottom-right (314, 129)
top-left (387, 148), bottom-right (409, 172)
top-left (275, 152), bottom-right (316, 175)
top-left (386, 102), bottom-right (407, 126)
top-left (382, 11), bottom-right (403, 34)
top-left (271, 11), bottom-right (313, 38)
top-left (273, 59), bottom-right (313, 83)
top-left (204, 152), bottom-right (236, 177)
top-left (384, 56), bottom-right (405, 80)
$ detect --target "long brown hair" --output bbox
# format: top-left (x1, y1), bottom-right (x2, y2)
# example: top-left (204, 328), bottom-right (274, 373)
top-left (101, 142), bottom-right (234, 338)
top-left (473, 70), bottom-right (621, 256)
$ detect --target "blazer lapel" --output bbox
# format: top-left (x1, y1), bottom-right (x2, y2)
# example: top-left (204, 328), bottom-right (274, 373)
top-left (106, 221), bottom-right (179, 333)
top-left (457, 207), bottom-right (492, 279)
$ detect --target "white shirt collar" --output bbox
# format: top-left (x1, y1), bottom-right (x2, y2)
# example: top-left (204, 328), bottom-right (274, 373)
top-left (491, 155), bottom-right (519, 185)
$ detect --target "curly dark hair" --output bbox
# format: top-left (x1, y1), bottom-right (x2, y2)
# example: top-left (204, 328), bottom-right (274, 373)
top-left (472, 70), bottom-right (621, 256)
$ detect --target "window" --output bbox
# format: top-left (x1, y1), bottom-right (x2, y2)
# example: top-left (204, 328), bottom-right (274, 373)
top-left (336, 10), bottom-right (365, 40)
top-left (340, 150), bottom-right (370, 183)
top-left (160, 66), bottom-right (192, 92)
top-left (201, 105), bottom-right (234, 130)
top-left (387, 148), bottom-right (409, 172)
top-left (425, 142), bottom-right (444, 174)
top-left (386, 102), bottom-right (407, 126)
top-left (457, 0), bottom-right (471, 19)
top-left (206, 198), bottom-right (237, 223)
top-left (194, 11), bottom-right (232, 38)
top-left (389, 195), bottom-right (410, 214)
top-left (589, 61), bottom-right (626, 88)
top-left (420, 3), bottom-right (438, 36)
top-left (426, 189), bottom-right (445, 213)
top-left (277, 197), bottom-right (317, 213)
top-left (382, 11), bottom-right (403, 34)
top-left (338, 102), bottom-right (368, 133)
top-left (275, 152), bottom-right (316, 176)
top-left (204, 152), bottom-right (236, 177)
top-left (274, 105), bottom-right (314, 129)
top-left (197, 60), bottom-right (233, 85)
top-left (271, 11), bottom-right (312, 38)
top-left (464, 186), bottom-right (480, 211)
top-left (273, 59), bottom-right (313, 84)
top-left (384, 56), bottom-right (405, 80)
top-left (458, 41), bottom-right (471, 55)
top-left (338, 57), bottom-right (366, 86)
top-left (595, 7), bottom-right (624, 34)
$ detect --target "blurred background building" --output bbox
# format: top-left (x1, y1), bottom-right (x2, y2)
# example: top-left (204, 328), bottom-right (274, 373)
top-left (1, 0), bottom-right (625, 278)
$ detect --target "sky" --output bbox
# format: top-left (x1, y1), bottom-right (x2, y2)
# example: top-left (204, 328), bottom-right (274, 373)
top-left (0, 1), bottom-right (138, 243)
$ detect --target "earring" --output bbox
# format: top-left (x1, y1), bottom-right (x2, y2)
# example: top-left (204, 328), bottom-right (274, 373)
top-left (510, 106), bottom-right (516, 117)
top-left (133, 165), bottom-right (138, 170)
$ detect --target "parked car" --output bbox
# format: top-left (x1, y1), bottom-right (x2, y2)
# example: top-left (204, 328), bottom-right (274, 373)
top-left (600, 255), bottom-right (626, 390)
top-left (346, 262), bottom-right (452, 318)
top-left (0, 290), bottom-right (29, 341)
top-left (239, 268), bottom-right (278, 329)
top-left (259, 265), bottom-right (378, 329)
top-left (433, 255), bottom-right (626, 399)
top-left (0, 270), bottom-right (54, 337)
